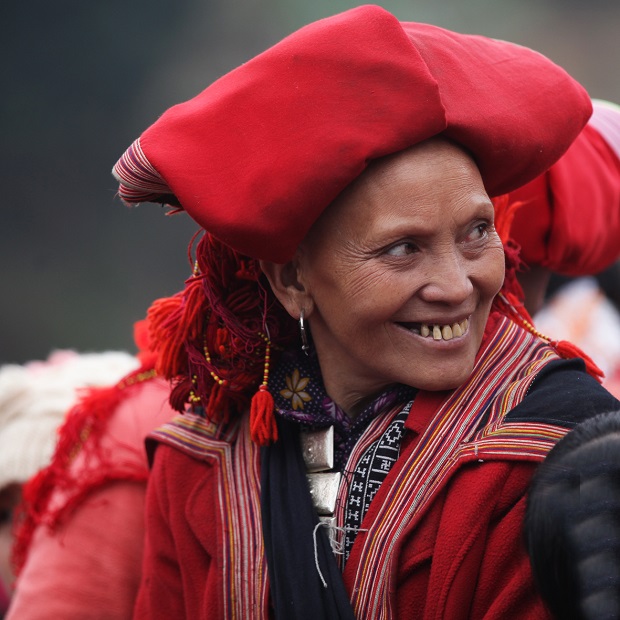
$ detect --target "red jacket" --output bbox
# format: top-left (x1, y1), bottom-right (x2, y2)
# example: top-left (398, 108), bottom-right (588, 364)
top-left (136, 440), bottom-right (550, 619)
top-left (134, 318), bottom-right (619, 619)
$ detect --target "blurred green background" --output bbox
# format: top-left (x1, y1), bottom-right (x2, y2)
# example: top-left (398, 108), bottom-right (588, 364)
top-left (2, 0), bottom-right (619, 364)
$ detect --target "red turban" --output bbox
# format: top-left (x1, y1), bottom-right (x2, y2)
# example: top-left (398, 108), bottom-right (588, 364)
top-left (510, 100), bottom-right (620, 276)
top-left (113, 5), bottom-right (591, 262)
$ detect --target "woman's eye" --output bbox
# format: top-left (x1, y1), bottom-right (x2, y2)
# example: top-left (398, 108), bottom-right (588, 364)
top-left (465, 222), bottom-right (489, 242)
top-left (385, 242), bottom-right (417, 257)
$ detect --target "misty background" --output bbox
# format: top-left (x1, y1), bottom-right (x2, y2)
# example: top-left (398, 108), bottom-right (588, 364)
top-left (2, 0), bottom-right (619, 365)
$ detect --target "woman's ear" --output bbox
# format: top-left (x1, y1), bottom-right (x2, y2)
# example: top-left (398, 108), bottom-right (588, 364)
top-left (259, 257), bottom-right (312, 320)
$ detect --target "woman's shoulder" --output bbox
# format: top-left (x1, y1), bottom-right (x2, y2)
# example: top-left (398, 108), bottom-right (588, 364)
top-left (505, 357), bottom-right (620, 429)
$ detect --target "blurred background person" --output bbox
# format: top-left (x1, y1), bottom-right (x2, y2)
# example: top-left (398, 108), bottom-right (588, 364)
top-left (6, 313), bottom-right (176, 619)
top-left (509, 99), bottom-right (620, 398)
top-left (0, 349), bottom-right (138, 614)
top-left (535, 268), bottom-right (620, 397)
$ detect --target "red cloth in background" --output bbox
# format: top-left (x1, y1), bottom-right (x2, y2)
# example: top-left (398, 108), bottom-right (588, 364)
top-left (511, 119), bottom-right (620, 276)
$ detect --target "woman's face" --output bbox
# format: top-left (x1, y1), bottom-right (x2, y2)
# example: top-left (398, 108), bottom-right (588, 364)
top-left (267, 138), bottom-right (505, 412)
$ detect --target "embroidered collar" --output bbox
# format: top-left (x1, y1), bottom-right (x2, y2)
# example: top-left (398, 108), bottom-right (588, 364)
top-left (269, 350), bottom-right (416, 469)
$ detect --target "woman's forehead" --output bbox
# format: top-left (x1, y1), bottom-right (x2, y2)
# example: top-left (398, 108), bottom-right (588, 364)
top-left (311, 139), bottom-right (489, 233)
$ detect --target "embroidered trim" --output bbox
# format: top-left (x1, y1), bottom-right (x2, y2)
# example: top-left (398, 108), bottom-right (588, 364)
top-left (112, 138), bottom-right (172, 203)
top-left (150, 411), bottom-right (236, 457)
top-left (344, 405), bottom-right (410, 561)
top-left (152, 413), bottom-right (268, 619)
top-left (347, 316), bottom-right (563, 619)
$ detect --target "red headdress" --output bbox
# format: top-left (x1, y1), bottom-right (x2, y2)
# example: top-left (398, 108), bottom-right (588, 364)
top-left (112, 5), bottom-right (594, 444)
top-left (113, 5), bottom-right (591, 263)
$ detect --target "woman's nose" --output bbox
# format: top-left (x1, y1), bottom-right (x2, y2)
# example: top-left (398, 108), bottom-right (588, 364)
top-left (418, 251), bottom-right (474, 305)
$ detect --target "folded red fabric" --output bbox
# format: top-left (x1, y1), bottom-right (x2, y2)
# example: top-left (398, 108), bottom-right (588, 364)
top-left (511, 100), bottom-right (620, 276)
top-left (113, 4), bottom-right (591, 262)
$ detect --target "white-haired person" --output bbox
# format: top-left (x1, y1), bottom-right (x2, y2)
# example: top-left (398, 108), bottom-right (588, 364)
top-left (5, 318), bottom-right (176, 619)
top-left (0, 349), bottom-right (137, 614)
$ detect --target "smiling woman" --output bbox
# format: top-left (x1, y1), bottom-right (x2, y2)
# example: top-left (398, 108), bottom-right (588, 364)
top-left (262, 139), bottom-right (505, 405)
top-left (109, 5), bottom-right (620, 619)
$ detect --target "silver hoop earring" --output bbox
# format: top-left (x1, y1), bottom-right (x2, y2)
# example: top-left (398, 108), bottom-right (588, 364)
top-left (299, 309), bottom-right (310, 356)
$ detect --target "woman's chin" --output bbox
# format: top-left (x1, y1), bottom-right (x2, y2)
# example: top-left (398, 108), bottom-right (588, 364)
top-left (403, 365), bottom-right (475, 392)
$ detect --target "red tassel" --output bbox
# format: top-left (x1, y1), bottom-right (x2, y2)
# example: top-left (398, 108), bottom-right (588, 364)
top-left (554, 339), bottom-right (605, 383)
top-left (146, 294), bottom-right (185, 377)
top-left (250, 385), bottom-right (277, 446)
top-left (146, 276), bottom-right (207, 380)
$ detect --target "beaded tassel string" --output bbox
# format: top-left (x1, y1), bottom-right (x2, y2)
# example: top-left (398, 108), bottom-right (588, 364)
top-left (249, 331), bottom-right (277, 445)
top-left (148, 231), bottom-right (294, 443)
top-left (188, 322), bottom-right (277, 444)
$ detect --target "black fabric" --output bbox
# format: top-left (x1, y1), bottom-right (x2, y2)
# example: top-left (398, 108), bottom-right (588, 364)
top-left (260, 417), bottom-right (356, 620)
top-left (526, 410), bottom-right (620, 620)
top-left (343, 403), bottom-right (411, 561)
top-left (505, 358), bottom-right (620, 429)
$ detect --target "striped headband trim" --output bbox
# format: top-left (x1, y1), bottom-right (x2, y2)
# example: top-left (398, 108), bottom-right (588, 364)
top-left (112, 138), bottom-right (173, 204)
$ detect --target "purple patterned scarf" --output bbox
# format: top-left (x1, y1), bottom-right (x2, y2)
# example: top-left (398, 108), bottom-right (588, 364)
top-left (270, 350), bottom-right (416, 471)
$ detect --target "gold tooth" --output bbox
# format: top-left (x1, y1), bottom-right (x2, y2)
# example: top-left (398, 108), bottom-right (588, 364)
top-left (421, 324), bottom-right (430, 337)
top-left (442, 325), bottom-right (453, 340)
top-left (452, 322), bottom-right (462, 337)
top-left (432, 325), bottom-right (442, 340)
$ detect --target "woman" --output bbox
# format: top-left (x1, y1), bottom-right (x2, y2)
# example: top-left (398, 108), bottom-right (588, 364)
top-left (112, 6), bottom-right (619, 618)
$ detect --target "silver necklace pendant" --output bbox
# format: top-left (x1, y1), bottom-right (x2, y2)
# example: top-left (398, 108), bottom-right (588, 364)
top-left (300, 426), bottom-right (334, 472)
top-left (307, 471), bottom-right (342, 515)
top-left (300, 426), bottom-right (340, 516)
